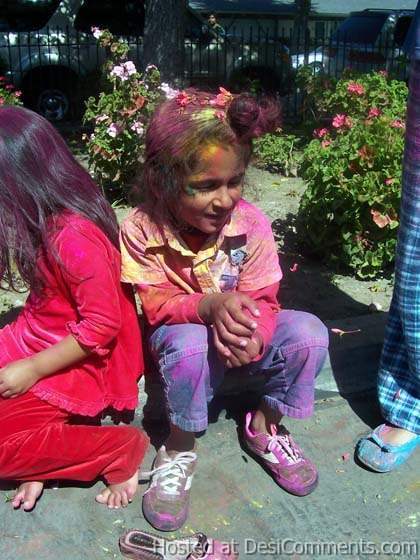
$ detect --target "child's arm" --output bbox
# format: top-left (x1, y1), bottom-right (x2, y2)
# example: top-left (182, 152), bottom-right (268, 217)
top-left (0, 336), bottom-right (90, 398)
top-left (0, 225), bottom-right (123, 398)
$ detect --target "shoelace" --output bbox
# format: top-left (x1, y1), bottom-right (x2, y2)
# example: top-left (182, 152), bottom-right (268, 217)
top-left (140, 451), bottom-right (197, 496)
top-left (266, 432), bottom-right (302, 465)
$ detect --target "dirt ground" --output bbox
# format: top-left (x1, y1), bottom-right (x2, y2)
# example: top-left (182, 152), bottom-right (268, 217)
top-left (0, 164), bottom-right (394, 324)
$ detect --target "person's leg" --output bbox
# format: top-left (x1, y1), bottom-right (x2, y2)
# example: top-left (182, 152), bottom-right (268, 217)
top-left (142, 323), bottom-right (225, 531)
top-left (357, 60), bottom-right (420, 471)
top-left (242, 310), bottom-right (329, 496)
top-left (0, 392), bottom-right (148, 510)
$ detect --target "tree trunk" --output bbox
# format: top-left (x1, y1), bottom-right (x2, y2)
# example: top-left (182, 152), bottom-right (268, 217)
top-left (293, 0), bottom-right (311, 62)
top-left (143, 0), bottom-right (187, 86)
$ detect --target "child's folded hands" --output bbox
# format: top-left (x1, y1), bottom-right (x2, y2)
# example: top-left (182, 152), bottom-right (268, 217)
top-left (198, 292), bottom-right (262, 367)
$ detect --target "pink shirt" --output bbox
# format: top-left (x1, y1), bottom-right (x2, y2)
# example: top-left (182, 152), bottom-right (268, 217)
top-left (0, 212), bottom-right (143, 416)
top-left (120, 199), bottom-right (282, 351)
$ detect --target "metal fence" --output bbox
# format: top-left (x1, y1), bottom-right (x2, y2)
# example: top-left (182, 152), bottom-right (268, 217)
top-left (0, 25), bottom-right (410, 124)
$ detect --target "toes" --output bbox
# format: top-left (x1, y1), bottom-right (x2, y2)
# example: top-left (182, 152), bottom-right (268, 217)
top-left (22, 487), bottom-right (40, 511)
top-left (12, 491), bottom-right (24, 509)
top-left (95, 489), bottom-right (111, 504)
top-left (108, 491), bottom-right (122, 509)
top-left (126, 485), bottom-right (137, 502)
top-left (120, 490), bottom-right (129, 508)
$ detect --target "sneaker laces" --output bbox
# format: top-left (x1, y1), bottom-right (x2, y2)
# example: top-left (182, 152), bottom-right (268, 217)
top-left (266, 430), bottom-right (303, 465)
top-left (140, 451), bottom-right (197, 496)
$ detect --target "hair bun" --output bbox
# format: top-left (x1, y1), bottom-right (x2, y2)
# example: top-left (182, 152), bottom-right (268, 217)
top-left (227, 93), bottom-right (281, 142)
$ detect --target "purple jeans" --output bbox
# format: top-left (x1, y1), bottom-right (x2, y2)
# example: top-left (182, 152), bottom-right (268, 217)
top-left (147, 310), bottom-right (329, 432)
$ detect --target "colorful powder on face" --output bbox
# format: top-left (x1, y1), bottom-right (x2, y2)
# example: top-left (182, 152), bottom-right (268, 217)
top-left (185, 185), bottom-right (196, 197)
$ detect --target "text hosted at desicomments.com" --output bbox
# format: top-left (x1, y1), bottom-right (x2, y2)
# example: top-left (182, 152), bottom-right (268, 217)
top-left (151, 538), bottom-right (418, 557)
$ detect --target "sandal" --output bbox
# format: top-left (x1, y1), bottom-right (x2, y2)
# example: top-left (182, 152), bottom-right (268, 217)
top-left (119, 529), bottom-right (238, 560)
top-left (356, 423), bottom-right (420, 472)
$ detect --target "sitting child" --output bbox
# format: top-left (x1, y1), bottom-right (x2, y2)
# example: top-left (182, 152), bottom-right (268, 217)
top-left (120, 89), bottom-right (329, 531)
top-left (0, 106), bottom-right (148, 511)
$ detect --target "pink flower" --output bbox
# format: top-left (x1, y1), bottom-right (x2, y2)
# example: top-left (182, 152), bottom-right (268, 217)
top-left (5, 84), bottom-right (14, 91)
top-left (214, 110), bottom-right (226, 121)
top-left (91, 26), bottom-right (103, 39)
top-left (107, 123), bottom-right (122, 138)
top-left (209, 87), bottom-right (234, 109)
top-left (0, 98), bottom-right (4, 105)
top-left (176, 91), bottom-right (190, 107)
top-left (313, 127), bottom-right (329, 138)
top-left (390, 119), bottom-right (405, 129)
top-left (321, 140), bottom-right (332, 148)
top-left (385, 178), bottom-right (394, 185)
top-left (368, 107), bottom-right (381, 119)
top-left (0, 76), bottom-right (5, 82)
top-left (347, 81), bottom-right (365, 96)
top-left (378, 70), bottom-right (388, 77)
top-left (371, 209), bottom-right (392, 228)
top-left (332, 114), bottom-right (352, 129)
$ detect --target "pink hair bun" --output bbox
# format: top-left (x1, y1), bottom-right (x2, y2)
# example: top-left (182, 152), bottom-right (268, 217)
top-left (227, 93), bottom-right (281, 142)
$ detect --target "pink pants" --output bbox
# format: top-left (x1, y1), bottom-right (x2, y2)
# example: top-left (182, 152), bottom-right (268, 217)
top-left (0, 392), bottom-right (148, 485)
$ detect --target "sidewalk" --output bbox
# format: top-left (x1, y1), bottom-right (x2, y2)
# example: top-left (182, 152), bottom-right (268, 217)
top-left (1, 322), bottom-right (419, 560)
top-left (0, 396), bottom-right (418, 560)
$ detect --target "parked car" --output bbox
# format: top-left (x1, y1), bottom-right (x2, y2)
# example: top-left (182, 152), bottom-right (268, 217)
top-left (291, 46), bottom-right (324, 75)
top-left (0, 0), bottom-right (147, 121)
top-left (0, 0), bottom-right (293, 121)
top-left (322, 9), bottom-right (414, 79)
top-left (185, 33), bottom-right (293, 94)
top-left (291, 9), bottom-right (413, 80)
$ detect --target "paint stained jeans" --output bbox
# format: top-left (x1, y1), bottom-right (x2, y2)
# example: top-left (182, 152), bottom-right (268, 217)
top-left (148, 310), bottom-right (329, 432)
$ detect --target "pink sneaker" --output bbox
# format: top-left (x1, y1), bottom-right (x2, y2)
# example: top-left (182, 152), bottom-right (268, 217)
top-left (119, 529), bottom-right (238, 559)
top-left (243, 412), bottom-right (318, 496)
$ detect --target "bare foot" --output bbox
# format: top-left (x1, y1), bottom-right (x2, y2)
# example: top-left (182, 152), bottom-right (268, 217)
top-left (95, 470), bottom-right (139, 509)
top-left (381, 424), bottom-right (417, 445)
top-left (12, 481), bottom-right (44, 511)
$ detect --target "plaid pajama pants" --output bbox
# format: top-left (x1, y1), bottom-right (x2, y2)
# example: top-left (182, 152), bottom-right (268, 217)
top-left (378, 60), bottom-right (420, 434)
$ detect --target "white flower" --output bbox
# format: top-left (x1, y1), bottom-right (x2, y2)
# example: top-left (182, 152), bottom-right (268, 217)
top-left (110, 61), bottom-right (137, 81)
top-left (146, 64), bottom-right (157, 72)
top-left (91, 26), bottom-right (103, 40)
top-left (123, 61), bottom-right (137, 76)
top-left (130, 121), bottom-right (144, 135)
top-left (107, 123), bottom-right (122, 138)
top-left (160, 82), bottom-right (179, 99)
top-left (110, 65), bottom-right (127, 80)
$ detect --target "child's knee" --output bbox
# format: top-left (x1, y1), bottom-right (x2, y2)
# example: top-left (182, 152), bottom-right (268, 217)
top-left (149, 323), bottom-right (209, 358)
top-left (275, 311), bottom-right (329, 349)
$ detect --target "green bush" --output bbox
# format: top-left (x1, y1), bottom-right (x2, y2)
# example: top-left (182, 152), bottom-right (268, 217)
top-left (0, 76), bottom-right (23, 107)
top-left (297, 70), bottom-right (407, 278)
top-left (83, 29), bottom-right (168, 202)
top-left (253, 132), bottom-right (302, 176)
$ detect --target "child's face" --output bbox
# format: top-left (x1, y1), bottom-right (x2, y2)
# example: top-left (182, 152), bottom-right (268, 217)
top-left (179, 144), bottom-right (245, 235)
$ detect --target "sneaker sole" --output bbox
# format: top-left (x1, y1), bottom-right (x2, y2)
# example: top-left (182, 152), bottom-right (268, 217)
top-left (244, 443), bottom-right (319, 497)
